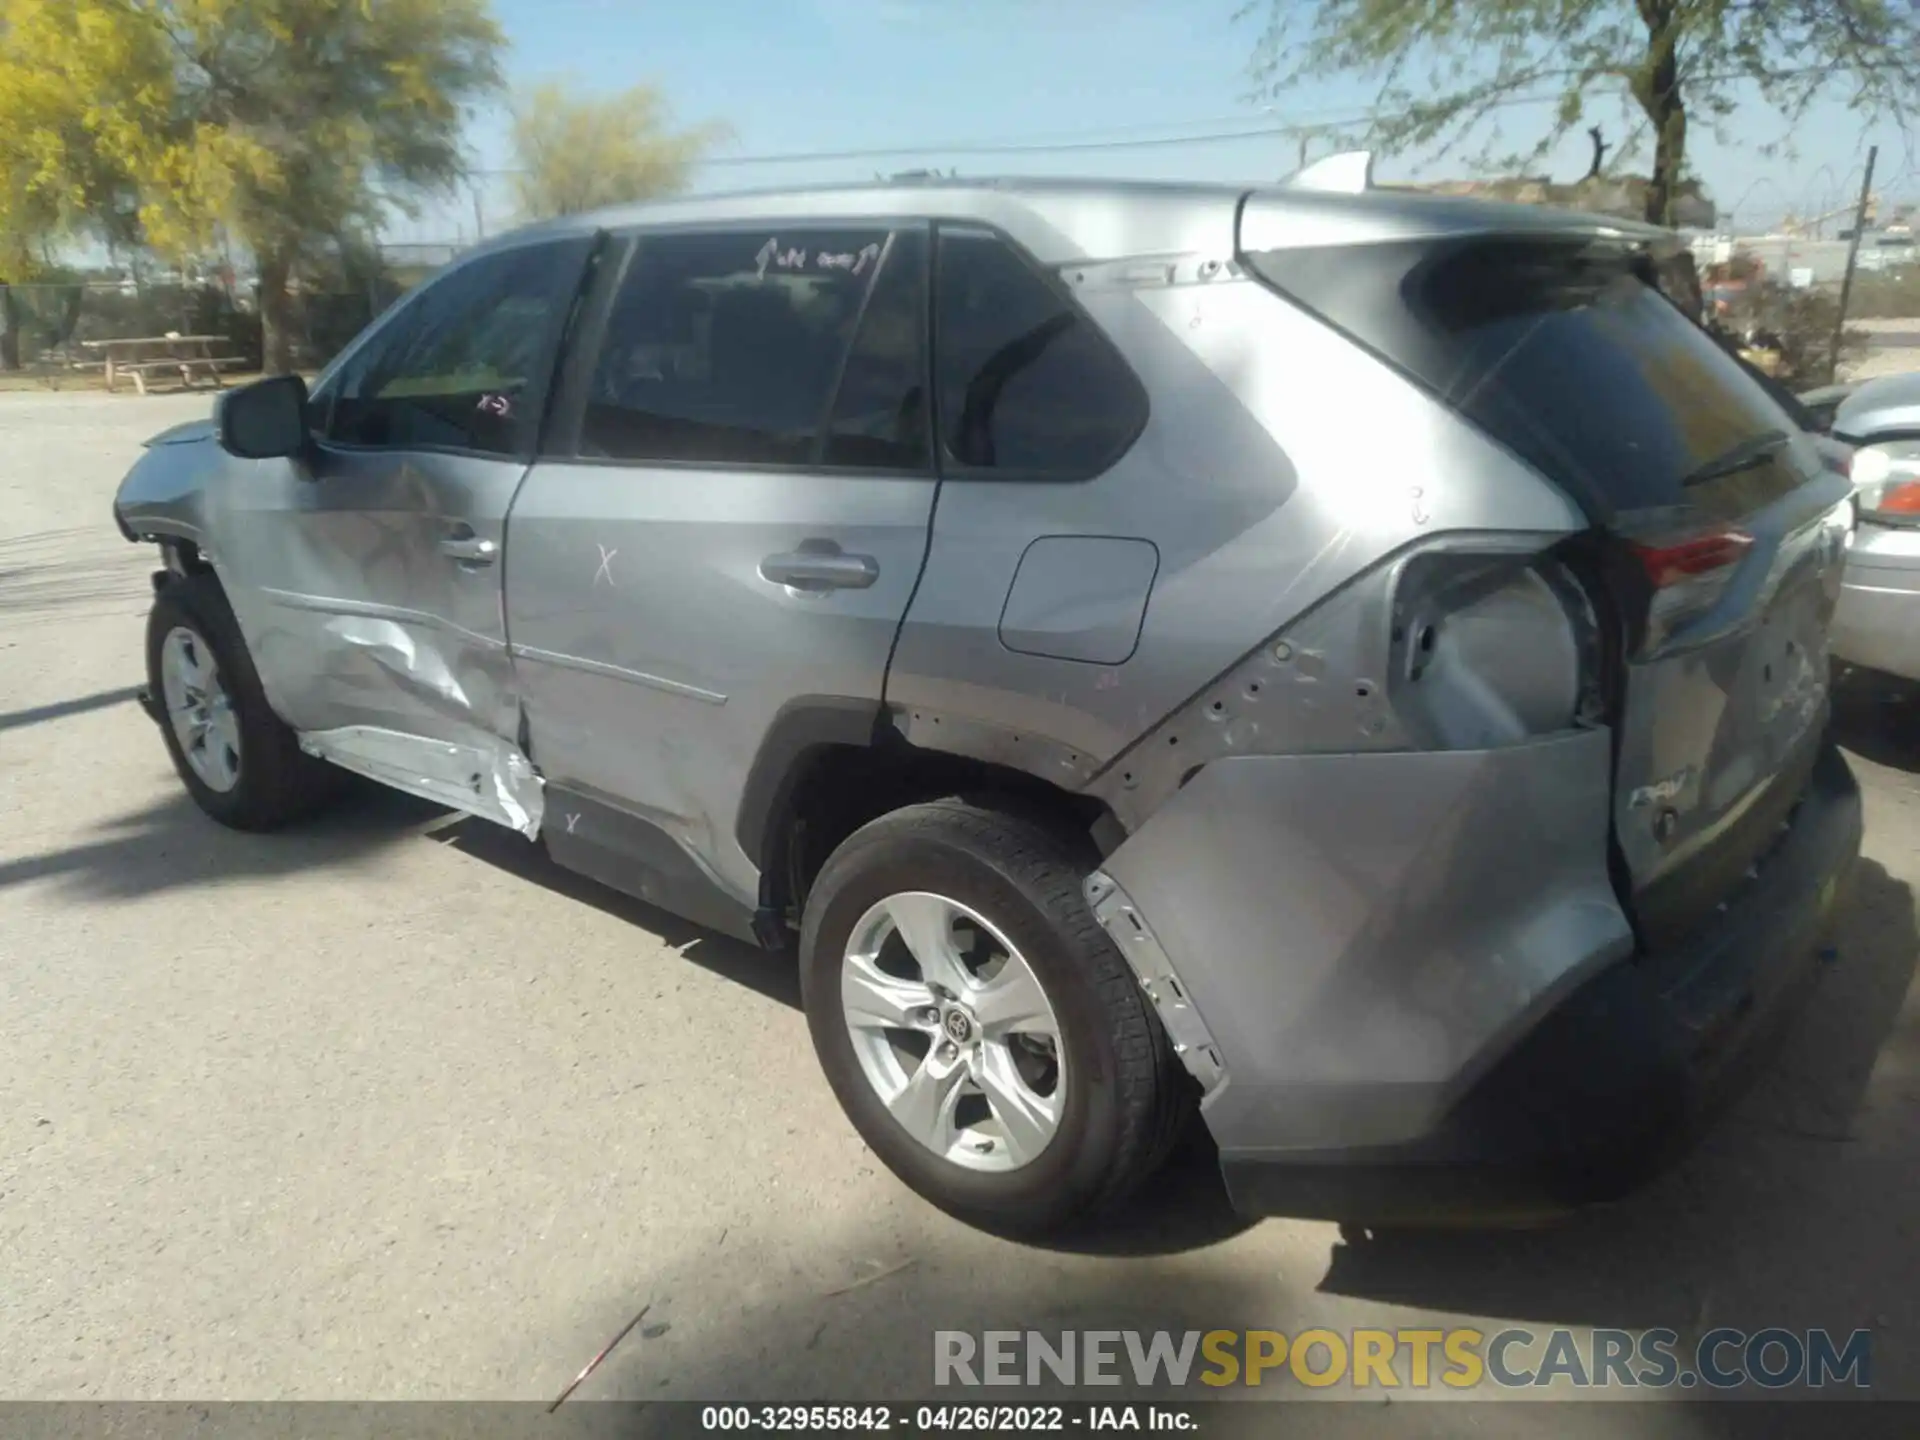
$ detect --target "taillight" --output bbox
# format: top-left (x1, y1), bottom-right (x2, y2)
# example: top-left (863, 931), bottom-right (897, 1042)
top-left (1629, 530), bottom-right (1754, 589)
top-left (1854, 442), bottom-right (1920, 525)
top-left (1869, 481), bottom-right (1920, 515)
top-left (1620, 526), bottom-right (1754, 647)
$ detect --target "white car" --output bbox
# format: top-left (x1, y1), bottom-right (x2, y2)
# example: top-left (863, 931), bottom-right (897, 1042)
top-left (1811, 373), bottom-right (1920, 681)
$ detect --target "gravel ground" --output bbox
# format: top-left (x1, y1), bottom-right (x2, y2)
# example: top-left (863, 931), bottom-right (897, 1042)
top-left (2, 390), bottom-right (1918, 1418)
top-left (1844, 318), bottom-right (1920, 382)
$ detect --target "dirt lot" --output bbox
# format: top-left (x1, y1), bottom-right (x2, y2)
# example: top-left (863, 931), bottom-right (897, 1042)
top-left (3, 391), bottom-right (1919, 1418)
top-left (1847, 318), bottom-right (1920, 381)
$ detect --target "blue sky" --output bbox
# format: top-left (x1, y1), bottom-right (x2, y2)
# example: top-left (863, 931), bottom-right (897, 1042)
top-left (419, 0), bottom-right (1920, 243)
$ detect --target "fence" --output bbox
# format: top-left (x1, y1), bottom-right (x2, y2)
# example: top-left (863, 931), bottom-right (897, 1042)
top-left (0, 275), bottom-right (410, 382)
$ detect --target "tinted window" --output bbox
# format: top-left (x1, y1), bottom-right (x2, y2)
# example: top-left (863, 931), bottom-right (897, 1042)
top-left (577, 227), bottom-right (907, 467)
top-left (1246, 239), bottom-right (1811, 521)
top-left (823, 230), bottom-right (931, 470)
top-left (325, 238), bottom-right (590, 457)
top-left (934, 228), bottom-right (1146, 476)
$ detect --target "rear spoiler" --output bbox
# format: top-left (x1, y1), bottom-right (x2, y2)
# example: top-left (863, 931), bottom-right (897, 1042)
top-left (1271, 152), bottom-right (1678, 255)
top-left (1281, 151), bottom-right (1375, 194)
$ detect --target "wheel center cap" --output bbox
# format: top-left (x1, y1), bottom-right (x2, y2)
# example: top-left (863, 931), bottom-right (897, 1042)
top-left (942, 1008), bottom-right (975, 1045)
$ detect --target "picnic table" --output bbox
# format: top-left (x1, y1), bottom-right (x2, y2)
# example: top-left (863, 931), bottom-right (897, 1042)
top-left (80, 334), bottom-right (246, 395)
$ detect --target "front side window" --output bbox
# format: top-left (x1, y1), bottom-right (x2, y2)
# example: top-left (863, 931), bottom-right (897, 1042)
top-left (934, 227), bottom-right (1147, 477)
top-left (575, 226), bottom-right (921, 468)
top-left (323, 237), bottom-right (592, 458)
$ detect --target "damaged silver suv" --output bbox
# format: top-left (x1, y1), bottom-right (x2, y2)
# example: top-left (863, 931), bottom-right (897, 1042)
top-left (114, 165), bottom-right (1862, 1234)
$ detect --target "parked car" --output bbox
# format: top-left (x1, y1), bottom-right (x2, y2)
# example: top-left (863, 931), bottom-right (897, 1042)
top-left (1803, 372), bottom-right (1920, 682)
top-left (113, 171), bottom-right (1861, 1234)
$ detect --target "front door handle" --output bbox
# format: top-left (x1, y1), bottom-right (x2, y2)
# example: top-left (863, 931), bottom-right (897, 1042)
top-left (440, 532), bottom-right (498, 565)
top-left (760, 547), bottom-right (880, 591)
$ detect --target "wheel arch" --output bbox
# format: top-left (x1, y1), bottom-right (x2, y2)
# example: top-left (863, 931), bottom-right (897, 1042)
top-left (740, 699), bottom-right (1124, 942)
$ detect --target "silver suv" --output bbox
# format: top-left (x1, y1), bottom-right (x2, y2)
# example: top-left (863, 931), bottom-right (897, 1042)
top-left (113, 171), bottom-right (1862, 1234)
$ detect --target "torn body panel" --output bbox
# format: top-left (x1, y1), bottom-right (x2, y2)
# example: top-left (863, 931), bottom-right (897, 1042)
top-left (888, 265), bottom-right (1589, 801)
top-left (112, 424), bottom-right (221, 547)
top-left (299, 725), bottom-right (544, 836)
top-left (1090, 728), bottom-right (1633, 1157)
top-left (115, 418), bottom-right (549, 837)
top-left (1084, 533), bottom-right (1592, 831)
top-left (202, 442), bottom-right (538, 824)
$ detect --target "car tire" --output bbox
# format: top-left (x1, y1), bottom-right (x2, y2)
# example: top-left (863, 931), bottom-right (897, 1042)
top-left (146, 572), bottom-right (343, 830)
top-left (800, 797), bottom-right (1191, 1235)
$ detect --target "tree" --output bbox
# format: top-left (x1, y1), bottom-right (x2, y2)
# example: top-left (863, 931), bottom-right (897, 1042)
top-left (1243, 0), bottom-right (1920, 227)
top-left (0, 0), bottom-right (148, 366)
top-left (509, 80), bottom-right (729, 219)
top-left (0, 0), bottom-right (503, 372)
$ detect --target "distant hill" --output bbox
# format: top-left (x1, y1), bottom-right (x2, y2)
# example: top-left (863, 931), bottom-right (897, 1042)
top-left (1412, 174), bottom-right (1716, 230)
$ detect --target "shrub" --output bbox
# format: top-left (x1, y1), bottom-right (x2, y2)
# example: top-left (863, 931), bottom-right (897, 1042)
top-left (1706, 277), bottom-right (1868, 388)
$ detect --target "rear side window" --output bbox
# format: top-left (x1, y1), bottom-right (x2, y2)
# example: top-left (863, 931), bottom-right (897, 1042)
top-left (1245, 239), bottom-right (1811, 521)
top-left (934, 227), bottom-right (1146, 477)
top-left (324, 237), bottom-right (592, 458)
top-left (824, 230), bottom-right (931, 470)
top-left (572, 227), bottom-right (925, 469)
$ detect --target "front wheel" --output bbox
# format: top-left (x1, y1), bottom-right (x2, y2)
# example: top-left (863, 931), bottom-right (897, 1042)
top-left (799, 798), bottom-right (1190, 1235)
top-left (146, 573), bottom-right (342, 830)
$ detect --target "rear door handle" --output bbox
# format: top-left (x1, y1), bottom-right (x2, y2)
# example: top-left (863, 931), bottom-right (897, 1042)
top-left (440, 532), bottom-right (498, 564)
top-left (760, 548), bottom-right (879, 591)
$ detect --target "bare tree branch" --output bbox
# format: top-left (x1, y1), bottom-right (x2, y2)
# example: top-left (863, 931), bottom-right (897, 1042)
top-left (1243, 0), bottom-right (1920, 223)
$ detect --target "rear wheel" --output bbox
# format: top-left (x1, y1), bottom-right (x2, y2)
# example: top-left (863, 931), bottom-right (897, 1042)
top-left (146, 573), bottom-right (342, 830)
top-left (800, 798), bottom-right (1190, 1234)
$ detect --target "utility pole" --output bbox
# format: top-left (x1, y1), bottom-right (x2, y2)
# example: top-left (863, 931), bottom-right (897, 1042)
top-left (471, 182), bottom-right (486, 244)
top-left (1830, 144), bottom-right (1877, 384)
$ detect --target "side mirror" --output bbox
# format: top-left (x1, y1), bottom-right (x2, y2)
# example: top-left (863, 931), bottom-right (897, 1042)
top-left (216, 374), bottom-right (310, 460)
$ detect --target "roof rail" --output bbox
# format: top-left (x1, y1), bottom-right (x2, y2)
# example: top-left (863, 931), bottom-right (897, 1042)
top-left (1282, 150), bottom-right (1375, 195)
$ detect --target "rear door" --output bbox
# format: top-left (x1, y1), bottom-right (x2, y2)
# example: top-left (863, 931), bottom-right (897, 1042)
top-left (1245, 233), bottom-right (1854, 946)
top-left (503, 223), bottom-right (938, 906)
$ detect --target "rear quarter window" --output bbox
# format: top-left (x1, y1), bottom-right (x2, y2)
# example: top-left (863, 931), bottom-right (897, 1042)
top-left (933, 226), bottom-right (1147, 479)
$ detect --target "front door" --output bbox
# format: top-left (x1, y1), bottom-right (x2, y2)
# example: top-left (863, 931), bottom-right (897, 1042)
top-left (504, 223), bottom-right (937, 905)
top-left (216, 234), bottom-right (597, 832)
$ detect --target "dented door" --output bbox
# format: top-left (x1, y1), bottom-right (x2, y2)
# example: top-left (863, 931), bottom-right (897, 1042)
top-left (215, 234), bottom-right (597, 832)
top-left (223, 446), bottom-right (543, 828)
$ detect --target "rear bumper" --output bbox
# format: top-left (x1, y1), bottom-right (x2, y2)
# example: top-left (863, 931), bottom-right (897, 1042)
top-left (1092, 735), bottom-right (1861, 1225)
top-left (1832, 522), bottom-right (1920, 681)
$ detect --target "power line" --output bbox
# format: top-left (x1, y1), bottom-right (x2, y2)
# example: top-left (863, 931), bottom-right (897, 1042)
top-left (469, 122), bottom-right (1359, 176)
top-left (470, 63), bottom-right (1898, 176)
top-left (467, 93), bottom-right (1595, 177)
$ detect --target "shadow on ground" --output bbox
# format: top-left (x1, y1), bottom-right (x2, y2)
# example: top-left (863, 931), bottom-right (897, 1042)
top-left (0, 782), bottom-right (443, 899)
top-left (0, 683), bottom-right (143, 734)
top-left (1831, 665), bottom-right (1920, 772)
top-left (1316, 856), bottom-right (1919, 1337)
top-left (543, 856), bottom-right (1918, 1410)
top-left (436, 816), bottom-right (802, 1012)
top-left (436, 813), bottom-right (1254, 1258)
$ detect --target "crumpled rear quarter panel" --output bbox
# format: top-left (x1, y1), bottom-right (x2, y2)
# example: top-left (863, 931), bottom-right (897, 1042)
top-left (1096, 727), bottom-right (1633, 1156)
top-left (886, 255), bottom-right (1590, 784)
